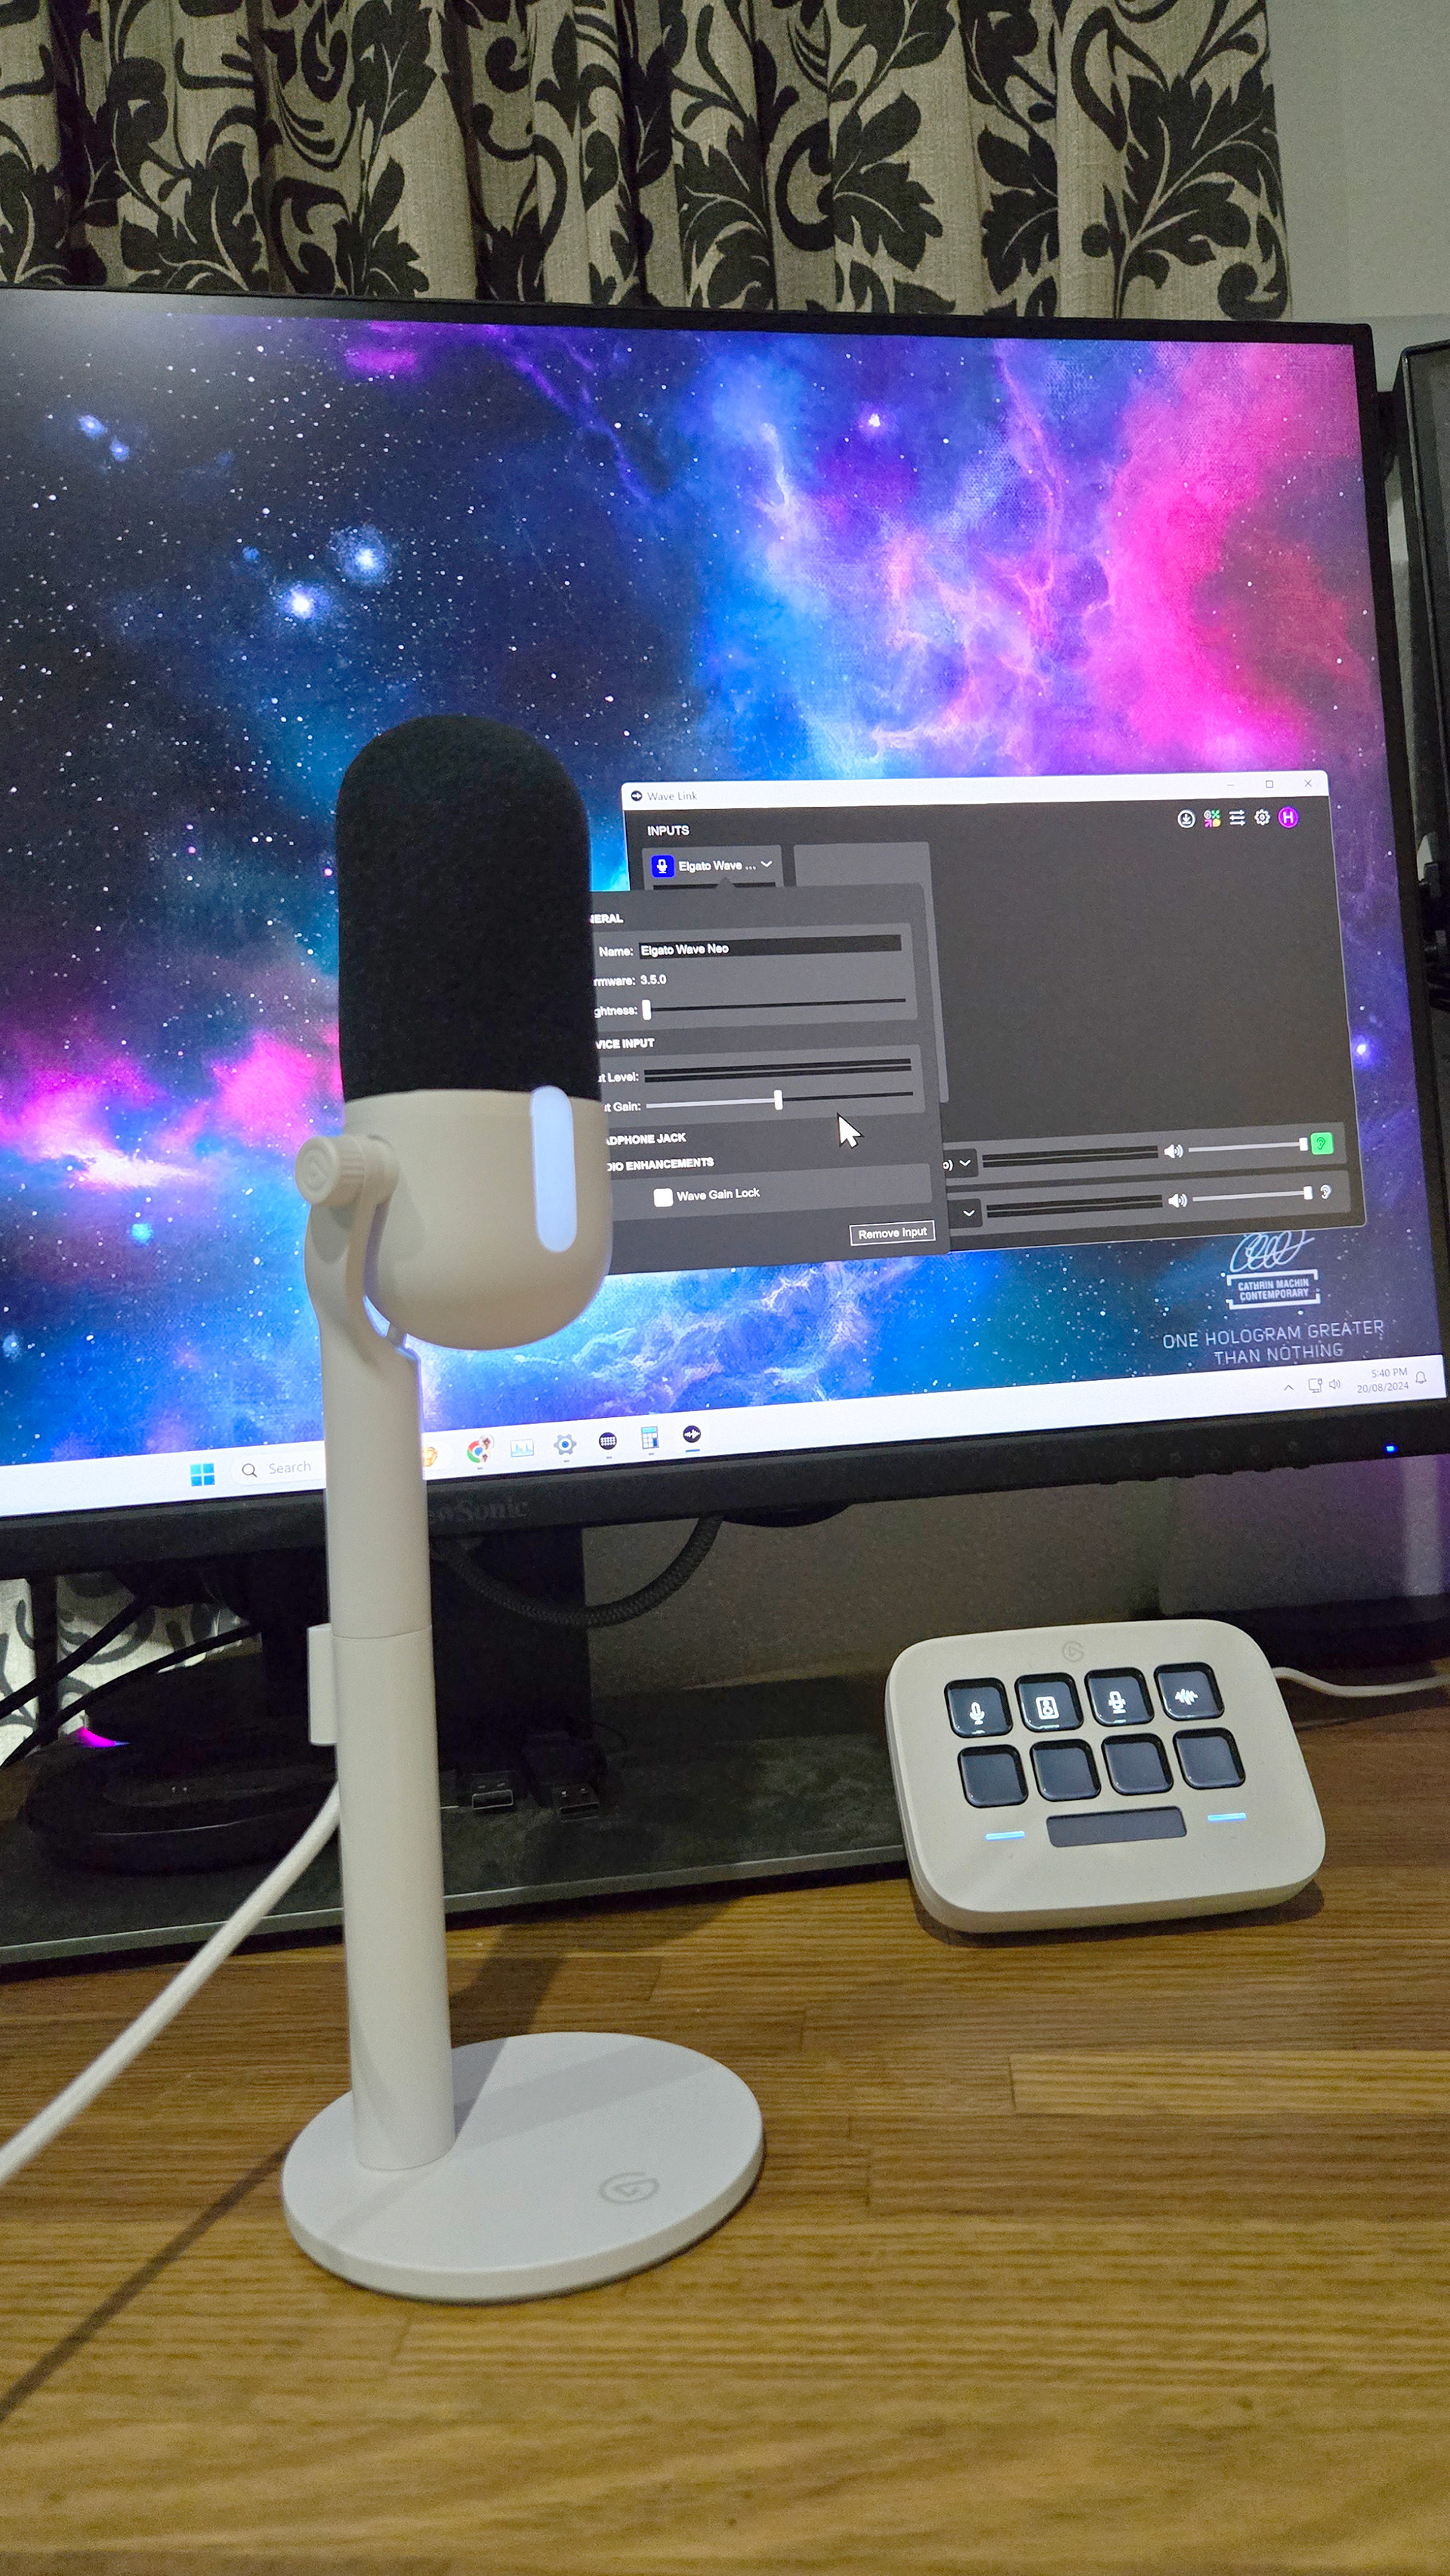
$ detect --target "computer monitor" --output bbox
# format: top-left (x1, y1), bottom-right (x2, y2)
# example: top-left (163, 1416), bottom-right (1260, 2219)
top-left (1, 292), bottom-right (1446, 1595)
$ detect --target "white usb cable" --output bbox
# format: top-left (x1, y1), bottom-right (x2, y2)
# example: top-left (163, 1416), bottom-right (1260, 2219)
top-left (0, 1787), bottom-right (338, 2188)
top-left (1272, 1666), bottom-right (1445, 1698)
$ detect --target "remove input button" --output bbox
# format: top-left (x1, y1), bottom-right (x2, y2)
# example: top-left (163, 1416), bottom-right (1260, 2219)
top-left (619, 1162), bottom-right (936, 1222)
top-left (850, 1220), bottom-right (937, 1248)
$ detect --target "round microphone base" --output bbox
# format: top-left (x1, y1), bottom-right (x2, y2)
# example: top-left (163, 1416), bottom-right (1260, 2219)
top-left (281, 2032), bottom-right (763, 2302)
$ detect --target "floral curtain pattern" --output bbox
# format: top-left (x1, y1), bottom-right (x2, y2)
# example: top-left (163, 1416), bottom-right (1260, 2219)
top-left (0, 0), bottom-right (1290, 318)
top-left (0, 1574), bottom-right (246, 1759)
top-left (50, 1575), bottom-right (245, 1722)
top-left (0, 1578), bottom-right (36, 1736)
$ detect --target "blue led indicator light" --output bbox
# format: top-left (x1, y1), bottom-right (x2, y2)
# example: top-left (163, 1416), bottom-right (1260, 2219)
top-left (529, 1085), bottom-right (578, 1254)
top-left (983, 1828), bottom-right (1026, 1842)
top-left (1206, 1810), bottom-right (1248, 1824)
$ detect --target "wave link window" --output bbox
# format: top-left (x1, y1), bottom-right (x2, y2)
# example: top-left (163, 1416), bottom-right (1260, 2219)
top-left (605, 774), bottom-right (1362, 1273)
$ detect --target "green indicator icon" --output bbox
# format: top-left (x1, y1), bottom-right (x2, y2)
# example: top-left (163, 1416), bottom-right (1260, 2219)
top-left (1310, 1131), bottom-right (1334, 1156)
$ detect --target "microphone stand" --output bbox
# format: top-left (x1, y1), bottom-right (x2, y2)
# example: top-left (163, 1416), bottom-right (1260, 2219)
top-left (279, 1129), bottom-right (763, 2302)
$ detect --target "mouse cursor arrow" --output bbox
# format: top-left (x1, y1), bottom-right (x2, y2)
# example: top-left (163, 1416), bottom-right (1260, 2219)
top-left (837, 1114), bottom-right (861, 1148)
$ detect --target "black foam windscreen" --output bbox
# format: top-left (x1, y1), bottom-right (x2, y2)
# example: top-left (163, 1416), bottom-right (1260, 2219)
top-left (335, 714), bottom-right (600, 1102)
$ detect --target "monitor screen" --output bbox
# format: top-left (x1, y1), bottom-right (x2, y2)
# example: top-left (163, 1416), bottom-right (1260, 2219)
top-left (0, 294), bottom-right (1444, 1547)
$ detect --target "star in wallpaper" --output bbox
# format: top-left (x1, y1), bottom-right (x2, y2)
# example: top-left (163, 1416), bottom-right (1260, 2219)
top-left (0, 298), bottom-right (1435, 1468)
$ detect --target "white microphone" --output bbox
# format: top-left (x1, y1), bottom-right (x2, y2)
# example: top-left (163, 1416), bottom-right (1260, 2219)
top-left (282, 717), bottom-right (760, 2304)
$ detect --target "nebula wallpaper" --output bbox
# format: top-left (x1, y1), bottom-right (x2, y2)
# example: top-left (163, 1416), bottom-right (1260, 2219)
top-left (0, 295), bottom-right (1439, 1476)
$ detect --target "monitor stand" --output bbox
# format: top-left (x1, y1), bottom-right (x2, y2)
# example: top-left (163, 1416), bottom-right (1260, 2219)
top-left (0, 1530), bottom-right (903, 1966)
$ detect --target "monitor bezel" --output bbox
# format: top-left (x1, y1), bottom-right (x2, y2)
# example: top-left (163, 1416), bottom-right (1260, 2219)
top-left (2, 292), bottom-right (1445, 1577)
top-left (1396, 341), bottom-right (1450, 857)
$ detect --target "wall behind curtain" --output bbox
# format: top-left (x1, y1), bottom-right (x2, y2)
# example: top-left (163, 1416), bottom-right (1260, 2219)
top-left (1, 1), bottom-right (1290, 318)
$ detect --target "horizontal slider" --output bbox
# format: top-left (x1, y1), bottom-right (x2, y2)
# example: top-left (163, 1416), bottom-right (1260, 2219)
top-left (981, 1193), bottom-right (1165, 1219)
top-left (981, 1145), bottom-right (1161, 1169)
top-left (648, 995), bottom-right (909, 1013)
top-left (644, 1058), bottom-right (915, 1082)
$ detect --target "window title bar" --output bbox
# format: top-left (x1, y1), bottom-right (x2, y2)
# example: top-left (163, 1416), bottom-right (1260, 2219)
top-left (622, 771), bottom-right (1331, 813)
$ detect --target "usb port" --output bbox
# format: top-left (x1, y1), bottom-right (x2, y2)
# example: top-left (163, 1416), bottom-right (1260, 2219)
top-left (464, 1771), bottom-right (517, 1815)
top-left (548, 1779), bottom-right (603, 1820)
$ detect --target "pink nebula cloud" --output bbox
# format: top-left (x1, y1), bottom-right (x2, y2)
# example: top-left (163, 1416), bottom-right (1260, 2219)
top-left (157, 1030), bottom-right (338, 1157)
top-left (1081, 342), bottom-right (1374, 771)
top-left (343, 325), bottom-right (425, 379)
top-left (0, 1024), bottom-right (340, 1187)
top-left (206, 1030), bottom-right (337, 1151)
top-left (0, 1044), bottom-right (192, 1186)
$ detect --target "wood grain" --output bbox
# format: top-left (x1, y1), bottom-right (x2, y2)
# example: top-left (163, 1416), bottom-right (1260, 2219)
top-left (1010, 2046), bottom-right (1450, 2115)
top-left (0, 1697), bottom-right (1447, 2573)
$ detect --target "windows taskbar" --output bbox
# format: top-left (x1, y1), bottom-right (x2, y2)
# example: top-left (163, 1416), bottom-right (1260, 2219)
top-left (0, 1351), bottom-right (1442, 1519)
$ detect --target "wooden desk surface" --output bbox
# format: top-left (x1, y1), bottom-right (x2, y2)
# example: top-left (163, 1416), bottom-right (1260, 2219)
top-left (1, 1695), bottom-right (1448, 2574)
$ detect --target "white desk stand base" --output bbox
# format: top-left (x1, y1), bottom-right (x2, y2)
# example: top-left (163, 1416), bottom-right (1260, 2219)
top-left (282, 2032), bottom-right (764, 2303)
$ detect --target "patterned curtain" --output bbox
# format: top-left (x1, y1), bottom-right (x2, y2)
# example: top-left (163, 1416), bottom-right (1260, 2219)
top-left (0, 1575), bottom-right (243, 1759)
top-left (0, 0), bottom-right (1289, 319)
top-left (0, 1578), bottom-right (37, 1749)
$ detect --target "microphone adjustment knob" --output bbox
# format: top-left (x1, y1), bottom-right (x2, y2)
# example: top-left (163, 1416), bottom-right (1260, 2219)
top-left (295, 1133), bottom-right (371, 1207)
